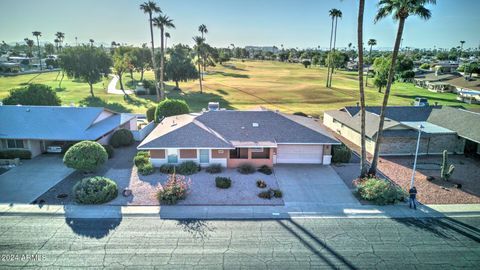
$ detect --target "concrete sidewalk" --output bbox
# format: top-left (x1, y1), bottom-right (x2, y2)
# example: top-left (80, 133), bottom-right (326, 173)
top-left (1, 203), bottom-right (479, 220)
top-left (107, 75), bottom-right (133, 95)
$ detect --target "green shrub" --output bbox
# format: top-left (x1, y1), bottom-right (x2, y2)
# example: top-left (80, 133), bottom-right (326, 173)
top-left (63, 141), bottom-right (108, 172)
top-left (177, 161), bottom-right (200, 175)
top-left (160, 164), bottom-right (177, 174)
top-left (356, 178), bottom-right (406, 205)
top-left (332, 144), bottom-right (352, 163)
top-left (205, 163), bottom-right (222, 174)
top-left (146, 106), bottom-right (156, 122)
top-left (61, 142), bottom-right (77, 154)
top-left (157, 173), bottom-right (190, 204)
top-left (258, 190), bottom-right (272, 199)
top-left (102, 145), bottom-right (114, 159)
top-left (138, 162), bottom-right (155, 175)
top-left (237, 163), bottom-right (255, 174)
top-left (258, 165), bottom-right (273, 175)
top-left (2, 84), bottom-right (61, 106)
top-left (109, 128), bottom-right (134, 148)
top-left (420, 63), bottom-right (430, 70)
top-left (73, 176), bottom-right (118, 204)
top-left (0, 149), bottom-right (32, 159)
top-left (293, 112), bottom-right (308, 117)
top-left (256, 180), bottom-right (267, 188)
top-left (134, 155), bottom-right (149, 167)
top-left (215, 177), bottom-right (232, 189)
top-left (272, 189), bottom-right (283, 198)
top-left (154, 99), bottom-right (190, 123)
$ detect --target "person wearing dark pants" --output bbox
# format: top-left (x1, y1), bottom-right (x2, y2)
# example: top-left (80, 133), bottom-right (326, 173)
top-left (409, 186), bottom-right (417, 210)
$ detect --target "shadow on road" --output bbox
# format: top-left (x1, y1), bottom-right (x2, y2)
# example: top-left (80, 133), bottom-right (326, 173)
top-left (176, 219), bottom-right (216, 240)
top-left (65, 217), bottom-right (122, 239)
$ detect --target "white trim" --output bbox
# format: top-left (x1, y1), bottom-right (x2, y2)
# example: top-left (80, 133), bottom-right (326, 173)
top-left (138, 147), bottom-right (234, 150)
top-left (276, 142), bottom-right (341, 145)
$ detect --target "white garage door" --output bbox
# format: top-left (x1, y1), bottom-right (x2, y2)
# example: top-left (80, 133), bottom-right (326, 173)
top-left (276, 144), bottom-right (323, 164)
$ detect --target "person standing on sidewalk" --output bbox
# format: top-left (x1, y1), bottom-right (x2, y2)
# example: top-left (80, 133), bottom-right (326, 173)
top-left (409, 186), bottom-right (417, 210)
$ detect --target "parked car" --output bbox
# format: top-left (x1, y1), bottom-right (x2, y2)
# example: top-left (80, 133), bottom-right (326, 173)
top-left (47, 145), bottom-right (62, 153)
top-left (414, 97), bottom-right (429, 107)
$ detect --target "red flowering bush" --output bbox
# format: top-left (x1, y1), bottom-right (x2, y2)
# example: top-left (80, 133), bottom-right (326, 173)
top-left (156, 172), bottom-right (191, 204)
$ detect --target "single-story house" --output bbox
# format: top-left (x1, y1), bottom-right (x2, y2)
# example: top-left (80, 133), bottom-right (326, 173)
top-left (324, 106), bottom-right (480, 156)
top-left (0, 105), bottom-right (137, 157)
top-left (414, 72), bottom-right (458, 92)
top-left (138, 108), bottom-right (340, 168)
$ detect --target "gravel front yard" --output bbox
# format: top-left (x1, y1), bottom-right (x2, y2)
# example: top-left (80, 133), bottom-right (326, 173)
top-left (109, 168), bottom-right (284, 206)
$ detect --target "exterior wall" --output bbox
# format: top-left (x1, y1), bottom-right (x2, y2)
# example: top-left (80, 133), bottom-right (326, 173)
top-left (132, 121), bottom-right (155, 141)
top-left (227, 148), bottom-right (273, 168)
top-left (324, 113), bottom-right (369, 151)
top-left (27, 140), bottom-right (43, 157)
top-left (129, 118), bottom-right (138, 131)
top-left (96, 131), bottom-right (113, 145)
top-left (179, 149), bottom-right (197, 159)
top-left (425, 135), bottom-right (465, 154)
top-left (377, 134), bottom-right (465, 156)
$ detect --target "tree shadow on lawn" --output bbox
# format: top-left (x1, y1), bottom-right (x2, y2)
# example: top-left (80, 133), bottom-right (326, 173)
top-left (79, 96), bottom-right (132, 113)
top-left (210, 71), bottom-right (249, 79)
top-left (221, 64), bottom-right (247, 71)
top-left (166, 91), bottom-right (234, 112)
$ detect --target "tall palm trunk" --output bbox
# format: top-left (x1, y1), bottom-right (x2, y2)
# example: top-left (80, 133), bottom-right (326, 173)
top-left (35, 36), bottom-right (42, 70)
top-left (326, 17), bottom-right (334, 87)
top-left (160, 26), bottom-right (165, 100)
top-left (197, 57), bottom-right (203, 94)
top-left (368, 17), bottom-right (406, 175)
top-left (328, 17), bottom-right (339, 88)
top-left (357, 0), bottom-right (368, 178)
top-left (148, 13), bottom-right (161, 101)
top-left (365, 44), bottom-right (373, 86)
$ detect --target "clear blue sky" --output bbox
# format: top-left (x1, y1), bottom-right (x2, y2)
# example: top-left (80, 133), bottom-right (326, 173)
top-left (0, 0), bottom-right (479, 50)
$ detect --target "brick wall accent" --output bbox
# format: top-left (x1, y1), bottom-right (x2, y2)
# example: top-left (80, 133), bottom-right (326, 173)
top-left (180, 149), bottom-right (197, 158)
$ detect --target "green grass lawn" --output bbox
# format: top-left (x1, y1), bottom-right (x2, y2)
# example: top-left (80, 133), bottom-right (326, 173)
top-left (1, 60), bottom-right (478, 115)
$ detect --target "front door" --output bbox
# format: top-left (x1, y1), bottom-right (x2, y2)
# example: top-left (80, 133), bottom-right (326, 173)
top-left (199, 149), bottom-right (210, 164)
top-left (167, 149), bottom-right (178, 164)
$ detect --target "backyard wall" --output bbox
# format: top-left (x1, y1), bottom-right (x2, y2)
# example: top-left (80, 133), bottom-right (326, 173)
top-left (133, 121), bottom-right (156, 141)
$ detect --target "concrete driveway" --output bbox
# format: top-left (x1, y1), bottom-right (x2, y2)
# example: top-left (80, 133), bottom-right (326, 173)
top-left (274, 164), bottom-right (360, 207)
top-left (0, 155), bottom-right (74, 203)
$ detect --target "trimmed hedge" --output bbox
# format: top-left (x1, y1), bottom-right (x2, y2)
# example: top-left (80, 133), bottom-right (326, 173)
top-left (159, 164), bottom-right (177, 174)
top-left (177, 161), bottom-right (200, 175)
top-left (154, 99), bottom-right (190, 123)
top-left (332, 144), bottom-right (352, 163)
top-left (63, 141), bottom-right (108, 172)
top-left (258, 165), bottom-right (272, 175)
top-left (146, 106), bottom-right (156, 122)
top-left (109, 128), bottom-right (134, 148)
top-left (102, 145), bottom-right (114, 159)
top-left (73, 176), bottom-right (118, 204)
top-left (138, 162), bottom-right (155, 175)
top-left (215, 177), bottom-right (232, 189)
top-left (237, 163), bottom-right (256, 174)
top-left (0, 149), bottom-right (32, 159)
top-left (205, 163), bottom-right (222, 174)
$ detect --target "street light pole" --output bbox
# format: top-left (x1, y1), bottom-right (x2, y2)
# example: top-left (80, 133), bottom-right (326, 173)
top-left (410, 124), bottom-right (424, 188)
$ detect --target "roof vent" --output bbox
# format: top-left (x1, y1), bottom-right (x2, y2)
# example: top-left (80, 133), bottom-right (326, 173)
top-left (241, 126), bottom-right (245, 129)
top-left (252, 123), bottom-right (259, 127)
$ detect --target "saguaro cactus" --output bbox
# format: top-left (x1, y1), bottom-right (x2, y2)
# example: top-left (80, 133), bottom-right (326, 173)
top-left (440, 150), bottom-right (455, 181)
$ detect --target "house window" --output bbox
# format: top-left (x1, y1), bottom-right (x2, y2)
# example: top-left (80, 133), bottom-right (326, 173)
top-left (229, 148), bottom-right (248, 159)
top-left (252, 148), bottom-right (270, 159)
top-left (251, 148), bottom-right (264, 152)
top-left (6, 139), bottom-right (24, 149)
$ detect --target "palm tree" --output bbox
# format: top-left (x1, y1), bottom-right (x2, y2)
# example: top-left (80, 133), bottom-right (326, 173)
top-left (198, 24), bottom-right (208, 39)
top-left (140, 1), bottom-right (162, 101)
top-left (165, 32), bottom-right (171, 49)
top-left (326, 9), bottom-right (342, 88)
top-left (54, 38), bottom-right (60, 52)
top-left (32, 31), bottom-right (42, 70)
top-left (153, 14), bottom-right (175, 100)
top-left (24, 38), bottom-right (34, 57)
top-left (55, 32), bottom-right (65, 51)
top-left (365, 38), bottom-right (377, 86)
top-left (193, 36), bottom-right (205, 94)
top-left (89, 39), bottom-right (95, 46)
top-left (357, 0), bottom-right (368, 178)
top-left (368, 0), bottom-right (436, 175)
top-left (459, 40), bottom-right (465, 60)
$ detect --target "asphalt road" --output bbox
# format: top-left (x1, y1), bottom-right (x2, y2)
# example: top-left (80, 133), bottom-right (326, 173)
top-left (0, 216), bottom-right (479, 269)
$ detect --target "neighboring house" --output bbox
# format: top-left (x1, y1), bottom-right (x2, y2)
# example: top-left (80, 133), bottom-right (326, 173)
top-left (0, 105), bottom-right (137, 157)
top-left (414, 72), bottom-right (458, 92)
top-left (138, 108), bottom-right (340, 168)
top-left (324, 106), bottom-right (480, 156)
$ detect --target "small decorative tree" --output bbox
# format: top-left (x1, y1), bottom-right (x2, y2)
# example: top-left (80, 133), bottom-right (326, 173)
top-left (63, 141), bottom-right (108, 172)
top-left (440, 150), bottom-right (455, 181)
top-left (154, 99), bottom-right (190, 123)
